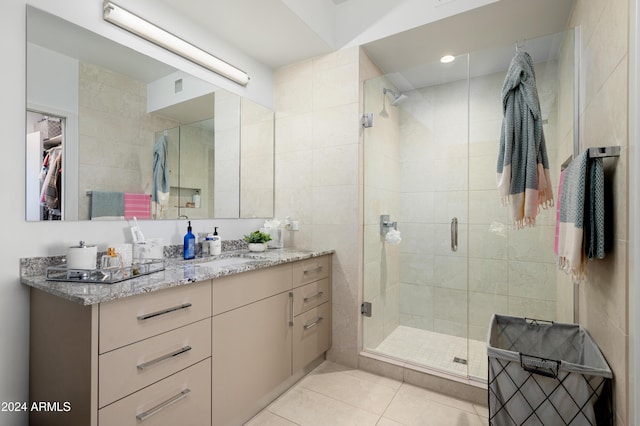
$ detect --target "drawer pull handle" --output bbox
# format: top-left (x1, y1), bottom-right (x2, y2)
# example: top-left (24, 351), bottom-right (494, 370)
top-left (303, 265), bottom-right (323, 274)
top-left (289, 292), bottom-right (294, 326)
top-left (136, 388), bottom-right (191, 421)
top-left (303, 291), bottom-right (324, 303)
top-left (303, 316), bottom-right (324, 330)
top-left (137, 346), bottom-right (192, 370)
top-left (137, 303), bottom-right (192, 321)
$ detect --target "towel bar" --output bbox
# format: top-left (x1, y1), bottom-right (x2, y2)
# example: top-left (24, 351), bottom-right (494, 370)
top-left (86, 191), bottom-right (151, 197)
top-left (588, 146), bottom-right (620, 159)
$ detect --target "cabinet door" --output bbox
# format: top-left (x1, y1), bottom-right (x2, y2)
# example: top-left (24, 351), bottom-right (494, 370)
top-left (212, 291), bottom-right (292, 426)
top-left (293, 302), bottom-right (330, 373)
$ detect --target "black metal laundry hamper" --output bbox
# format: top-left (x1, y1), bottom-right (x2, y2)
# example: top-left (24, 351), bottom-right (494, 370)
top-left (487, 314), bottom-right (613, 425)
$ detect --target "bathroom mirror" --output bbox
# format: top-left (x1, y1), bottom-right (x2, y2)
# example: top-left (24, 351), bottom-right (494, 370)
top-left (25, 6), bottom-right (274, 221)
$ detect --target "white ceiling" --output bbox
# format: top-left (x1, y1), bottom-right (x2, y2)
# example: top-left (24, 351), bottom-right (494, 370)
top-left (362, 0), bottom-right (575, 75)
top-left (151, 0), bottom-right (337, 70)
top-left (29, 0), bottom-right (575, 93)
top-left (151, 0), bottom-right (575, 76)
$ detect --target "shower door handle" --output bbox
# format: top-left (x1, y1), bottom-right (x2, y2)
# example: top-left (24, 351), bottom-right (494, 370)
top-left (451, 218), bottom-right (458, 252)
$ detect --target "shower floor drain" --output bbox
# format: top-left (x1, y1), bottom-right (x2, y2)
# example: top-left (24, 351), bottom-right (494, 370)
top-left (453, 357), bottom-right (467, 365)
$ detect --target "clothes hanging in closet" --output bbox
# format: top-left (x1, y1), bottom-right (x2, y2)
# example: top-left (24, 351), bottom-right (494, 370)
top-left (40, 146), bottom-right (62, 210)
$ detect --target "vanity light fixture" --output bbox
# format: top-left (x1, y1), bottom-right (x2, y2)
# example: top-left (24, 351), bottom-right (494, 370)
top-left (440, 54), bottom-right (456, 64)
top-left (103, 1), bottom-right (250, 86)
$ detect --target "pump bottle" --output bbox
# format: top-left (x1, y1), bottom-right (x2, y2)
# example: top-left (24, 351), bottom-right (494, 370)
top-left (211, 226), bottom-right (222, 255)
top-left (183, 221), bottom-right (196, 259)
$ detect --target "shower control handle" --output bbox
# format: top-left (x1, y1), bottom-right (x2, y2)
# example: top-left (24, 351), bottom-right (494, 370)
top-left (451, 217), bottom-right (458, 252)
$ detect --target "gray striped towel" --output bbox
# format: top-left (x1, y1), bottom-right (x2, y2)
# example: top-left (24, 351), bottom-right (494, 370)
top-left (497, 51), bottom-right (553, 228)
top-left (557, 150), bottom-right (605, 281)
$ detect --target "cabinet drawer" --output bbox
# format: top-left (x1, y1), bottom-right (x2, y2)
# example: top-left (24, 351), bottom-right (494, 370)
top-left (212, 263), bottom-right (292, 315)
top-left (99, 318), bottom-right (211, 408)
top-left (99, 358), bottom-right (211, 426)
top-left (293, 302), bottom-right (330, 372)
top-left (100, 281), bottom-right (211, 353)
top-left (293, 278), bottom-right (329, 315)
top-left (292, 256), bottom-right (329, 288)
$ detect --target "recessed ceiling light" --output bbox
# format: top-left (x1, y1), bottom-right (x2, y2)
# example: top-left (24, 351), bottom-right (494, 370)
top-left (440, 55), bottom-right (455, 64)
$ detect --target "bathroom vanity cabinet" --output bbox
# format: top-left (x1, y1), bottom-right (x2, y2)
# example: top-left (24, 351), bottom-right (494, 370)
top-left (27, 253), bottom-right (332, 426)
top-left (29, 280), bottom-right (213, 426)
top-left (212, 256), bottom-right (331, 425)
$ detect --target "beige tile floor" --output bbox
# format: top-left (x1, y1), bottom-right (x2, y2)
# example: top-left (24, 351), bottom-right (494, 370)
top-left (245, 361), bottom-right (488, 426)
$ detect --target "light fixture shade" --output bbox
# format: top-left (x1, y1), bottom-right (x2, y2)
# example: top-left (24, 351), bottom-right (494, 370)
top-left (103, 1), bottom-right (249, 86)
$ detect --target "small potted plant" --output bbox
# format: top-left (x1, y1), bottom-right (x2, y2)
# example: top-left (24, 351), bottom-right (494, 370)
top-left (244, 230), bottom-right (272, 252)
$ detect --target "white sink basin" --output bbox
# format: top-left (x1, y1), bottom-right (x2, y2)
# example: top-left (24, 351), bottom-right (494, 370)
top-left (196, 257), bottom-right (255, 269)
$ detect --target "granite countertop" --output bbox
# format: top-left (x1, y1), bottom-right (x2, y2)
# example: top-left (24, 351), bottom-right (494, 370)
top-left (20, 248), bottom-right (333, 306)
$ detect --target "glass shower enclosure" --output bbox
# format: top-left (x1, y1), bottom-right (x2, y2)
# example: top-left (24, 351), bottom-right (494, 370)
top-left (362, 29), bottom-right (577, 381)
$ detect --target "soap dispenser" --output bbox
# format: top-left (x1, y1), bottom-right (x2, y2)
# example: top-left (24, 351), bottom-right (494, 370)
top-left (211, 227), bottom-right (222, 255)
top-left (184, 221), bottom-right (196, 259)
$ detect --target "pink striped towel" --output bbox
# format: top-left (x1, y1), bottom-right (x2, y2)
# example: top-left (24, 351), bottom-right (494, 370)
top-left (554, 170), bottom-right (566, 255)
top-left (124, 193), bottom-right (151, 219)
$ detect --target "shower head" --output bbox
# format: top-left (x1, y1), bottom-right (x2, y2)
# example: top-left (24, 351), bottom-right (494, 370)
top-left (383, 88), bottom-right (408, 106)
top-left (391, 93), bottom-right (408, 106)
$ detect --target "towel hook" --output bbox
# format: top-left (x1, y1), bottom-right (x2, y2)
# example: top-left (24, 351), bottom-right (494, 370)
top-left (516, 39), bottom-right (525, 52)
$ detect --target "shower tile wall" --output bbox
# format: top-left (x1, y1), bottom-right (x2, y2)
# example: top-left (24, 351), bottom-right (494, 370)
top-left (176, 121), bottom-right (215, 217)
top-left (398, 77), bottom-right (469, 339)
top-left (398, 61), bottom-right (560, 342)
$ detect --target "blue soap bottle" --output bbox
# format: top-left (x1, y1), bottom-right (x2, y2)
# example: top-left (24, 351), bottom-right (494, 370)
top-left (183, 220), bottom-right (195, 259)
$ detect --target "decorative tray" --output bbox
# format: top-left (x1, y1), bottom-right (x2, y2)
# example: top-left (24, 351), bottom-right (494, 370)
top-left (45, 259), bottom-right (165, 284)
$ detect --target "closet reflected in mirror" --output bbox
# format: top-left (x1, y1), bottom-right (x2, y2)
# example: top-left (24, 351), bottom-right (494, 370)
top-left (26, 113), bottom-right (65, 220)
top-left (25, 5), bottom-right (274, 222)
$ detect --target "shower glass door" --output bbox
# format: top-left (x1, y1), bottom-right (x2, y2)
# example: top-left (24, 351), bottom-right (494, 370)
top-left (362, 53), bottom-right (472, 377)
top-left (362, 28), bottom-right (576, 382)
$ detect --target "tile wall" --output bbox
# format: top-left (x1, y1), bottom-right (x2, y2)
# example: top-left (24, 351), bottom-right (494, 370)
top-left (240, 99), bottom-right (275, 218)
top-left (214, 90), bottom-right (241, 218)
top-left (274, 46), bottom-right (363, 367)
top-left (569, 0), bottom-right (630, 423)
top-left (78, 62), bottom-right (178, 219)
